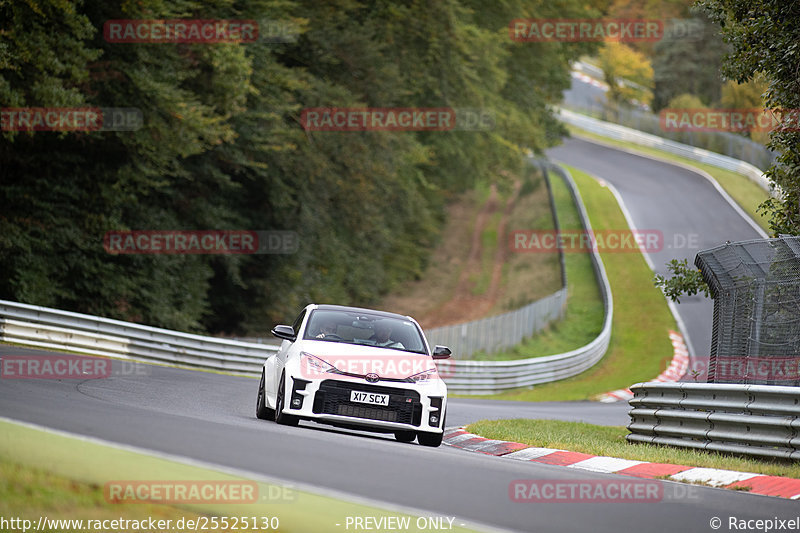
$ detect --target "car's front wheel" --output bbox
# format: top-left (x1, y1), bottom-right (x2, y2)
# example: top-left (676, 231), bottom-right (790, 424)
top-left (394, 431), bottom-right (415, 443)
top-left (417, 431), bottom-right (443, 447)
top-left (274, 371), bottom-right (299, 426)
top-left (417, 409), bottom-right (445, 447)
top-left (256, 371), bottom-right (274, 420)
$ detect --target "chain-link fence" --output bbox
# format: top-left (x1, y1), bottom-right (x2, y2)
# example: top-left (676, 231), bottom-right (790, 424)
top-left (425, 288), bottom-right (567, 360)
top-left (695, 235), bottom-right (800, 386)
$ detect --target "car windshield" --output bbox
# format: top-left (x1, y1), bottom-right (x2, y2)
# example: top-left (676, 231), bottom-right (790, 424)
top-left (303, 309), bottom-right (427, 354)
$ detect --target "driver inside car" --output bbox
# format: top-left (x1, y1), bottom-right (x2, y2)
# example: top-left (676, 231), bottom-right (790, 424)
top-left (370, 322), bottom-right (404, 349)
top-left (315, 321), bottom-right (338, 339)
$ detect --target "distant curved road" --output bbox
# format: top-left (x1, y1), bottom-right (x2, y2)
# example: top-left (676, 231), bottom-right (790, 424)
top-left (548, 137), bottom-right (766, 367)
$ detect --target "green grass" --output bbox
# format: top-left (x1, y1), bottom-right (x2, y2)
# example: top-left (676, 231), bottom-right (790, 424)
top-left (566, 125), bottom-right (771, 233)
top-left (470, 165), bottom-right (677, 400)
top-left (0, 455), bottom-right (211, 531)
top-left (0, 420), bottom-right (478, 533)
top-left (467, 419), bottom-right (800, 480)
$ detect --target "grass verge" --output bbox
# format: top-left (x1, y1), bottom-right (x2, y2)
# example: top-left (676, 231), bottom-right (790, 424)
top-left (0, 419), bottom-right (477, 533)
top-left (566, 125), bottom-right (771, 233)
top-left (469, 164), bottom-right (677, 400)
top-left (466, 419), bottom-right (800, 480)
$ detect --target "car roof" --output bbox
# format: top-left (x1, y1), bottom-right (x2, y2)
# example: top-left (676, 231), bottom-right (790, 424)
top-left (311, 304), bottom-right (414, 322)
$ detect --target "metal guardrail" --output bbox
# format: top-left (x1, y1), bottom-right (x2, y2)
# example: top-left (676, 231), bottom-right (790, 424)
top-left (627, 382), bottom-right (800, 460)
top-left (557, 108), bottom-right (774, 194)
top-left (437, 163), bottom-right (614, 394)
top-left (0, 300), bottom-right (276, 375)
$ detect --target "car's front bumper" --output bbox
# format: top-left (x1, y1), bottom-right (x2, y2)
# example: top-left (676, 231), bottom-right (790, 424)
top-left (282, 375), bottom-right (447, 433)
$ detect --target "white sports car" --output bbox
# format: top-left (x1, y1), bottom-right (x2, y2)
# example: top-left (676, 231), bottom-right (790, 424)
top-left (255, 304), bottom-right (451, 446)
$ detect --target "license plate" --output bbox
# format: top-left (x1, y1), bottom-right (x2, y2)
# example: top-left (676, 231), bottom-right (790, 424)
top-left (350, 391), bottom-right (389, 406)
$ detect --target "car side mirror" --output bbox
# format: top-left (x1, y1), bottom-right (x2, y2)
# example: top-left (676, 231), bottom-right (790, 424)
top-left (432, 345), bottom-right (451, 359)
top-left (271, 325), bottom-right (296, 341)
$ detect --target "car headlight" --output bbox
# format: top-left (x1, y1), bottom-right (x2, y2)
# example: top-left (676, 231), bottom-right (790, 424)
top-left (301, 352), bottom-right (340, 375)
top-left (405, 368), bottom-right (438, 383)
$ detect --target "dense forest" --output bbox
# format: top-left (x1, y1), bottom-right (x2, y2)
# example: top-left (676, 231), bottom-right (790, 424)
top-left (1, 0), bottom-right (610, 334)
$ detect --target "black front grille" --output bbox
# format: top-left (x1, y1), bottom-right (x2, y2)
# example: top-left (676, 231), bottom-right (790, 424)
top-left (337, 405), bottom-right (397, 422)
top-left (313, 379), bottom-right (421, 426)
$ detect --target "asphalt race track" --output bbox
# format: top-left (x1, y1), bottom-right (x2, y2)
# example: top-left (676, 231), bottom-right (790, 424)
top-left (1, 346), bottom-right (797, 533)
top-left (548, 137), bottom-right (766, 369)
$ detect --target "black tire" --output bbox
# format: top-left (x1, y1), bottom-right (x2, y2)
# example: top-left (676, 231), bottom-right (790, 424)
top-left (394, 430), bottom-right (416, 443)
top-left (417, 408), bottom-right (446, 447)
top-left (417, 431), bottom-right (443, 447)
top-left (256, 371), bottom-right (274, 420)
top-left (275, 371), bottom-right (299, 426)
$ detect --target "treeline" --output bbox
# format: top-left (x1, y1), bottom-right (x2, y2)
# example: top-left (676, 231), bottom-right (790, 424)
top-left (0, 0), bottom-right (599, 334)
top-left (589, 1), bottom-right (772, 145)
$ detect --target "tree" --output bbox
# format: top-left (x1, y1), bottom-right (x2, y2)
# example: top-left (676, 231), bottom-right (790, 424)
top-left (598, 42), bottom-right (653, 106)
top-left (653, 259), bottom-right (709, 303)
top-left (719, 76), bottom-right (769, 143)
top-left (666, 93), bottom-right (706, 110)
top-left (698, 0), bottom-right (800, 235)
top-left (650, 12), bottom-right (728, 112)
top-left (720, 77), bottom-right (766, 110)
top-left (605, 0), bottom-right (695, 56)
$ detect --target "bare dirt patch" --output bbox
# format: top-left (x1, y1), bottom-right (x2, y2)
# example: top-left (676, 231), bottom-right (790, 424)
top-left (378, 171), bottom-right (562, 329)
